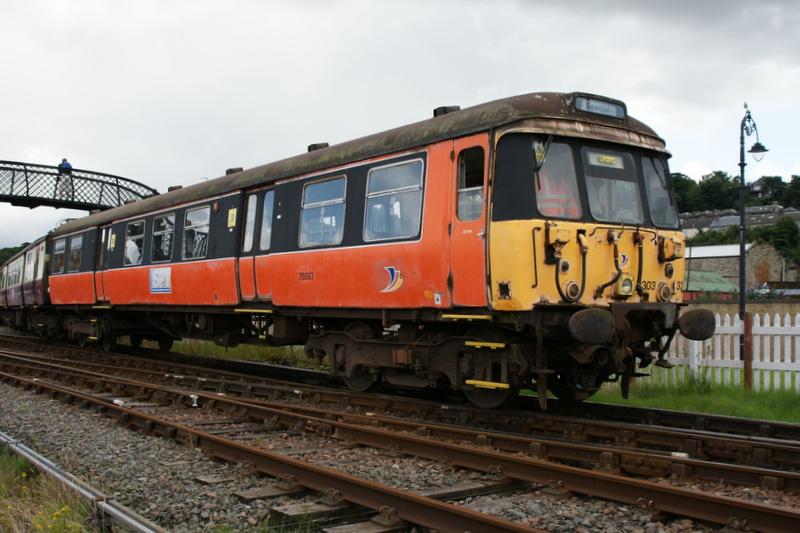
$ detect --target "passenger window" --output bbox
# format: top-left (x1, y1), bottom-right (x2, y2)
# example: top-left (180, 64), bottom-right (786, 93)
top-left (456, 148), bottom-right (484, 221)
top-left (300, 177), bottom-right (346, 248)
top-left (184, 206), bottom-right (210, 259)
top-left (124, 220), bottom-right (145, 266)
top-left (364, 160), bottom-right (423, 241)
top-left (259, 190), bottom-right (275, 251)
top-left (67, 236), bottom-right (82, 272)
top-left (52, 239), bottom-right (66, 273)
top-left (534, 141), bottom-right (582, 220)
top-left (242, 194), bottom-right (258, 253)
top-left (151, 214), bottom-right (175, 262)
top-left (0, 267), bottom-right (5, 289)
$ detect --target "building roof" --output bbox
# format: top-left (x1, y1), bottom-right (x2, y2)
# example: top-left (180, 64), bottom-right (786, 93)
top-left (684, 269), bottom-right (738, 293)
top-left (53, 91), bottom-right (665, 236)
top-left (686, 243), bottom-right (753, 259)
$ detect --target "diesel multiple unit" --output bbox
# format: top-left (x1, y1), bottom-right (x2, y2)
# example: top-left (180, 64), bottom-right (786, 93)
top-left (0, 92), bottom-right (714, 408)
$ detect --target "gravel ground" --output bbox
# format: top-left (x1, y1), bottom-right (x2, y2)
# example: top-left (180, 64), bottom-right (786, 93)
top-left (461, 490), bottom-right (718, 532)
top-left (0, 381), bottom-right (291, 531)
top-left (0, 378), bottom-right (726, 533)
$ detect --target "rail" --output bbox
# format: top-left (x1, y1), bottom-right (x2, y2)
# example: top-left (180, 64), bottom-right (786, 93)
top-left (0, 160), bottom-right (158, 211)
top-left (0, 429), bottom-right (167, 533)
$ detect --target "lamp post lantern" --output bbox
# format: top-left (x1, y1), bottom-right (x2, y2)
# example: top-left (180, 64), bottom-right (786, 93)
top-left (738, 103), bottom-right (768, 361)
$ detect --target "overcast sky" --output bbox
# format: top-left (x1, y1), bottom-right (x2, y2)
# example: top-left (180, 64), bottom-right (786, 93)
top-left (1, 0), bottom-right (798, 247)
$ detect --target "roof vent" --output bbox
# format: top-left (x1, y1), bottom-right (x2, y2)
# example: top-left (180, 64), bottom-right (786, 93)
top-left (167, 185), bottom-right (183, 192)
top-left (225, 167), bottom-right (243, 176)
top-left (308, 143), bottom-right (329, 152)
top-left (433, 105), bottom-right (460, 117)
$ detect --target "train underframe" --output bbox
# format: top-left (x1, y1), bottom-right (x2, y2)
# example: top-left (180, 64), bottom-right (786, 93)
top-left (1, 302), bottom-right (714, 409)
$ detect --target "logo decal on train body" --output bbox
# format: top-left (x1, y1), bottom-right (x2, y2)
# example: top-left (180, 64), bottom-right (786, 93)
top-left (380, 266), bottom-right (404, 293)
top-left (620, 254), bottom-right (629, 268)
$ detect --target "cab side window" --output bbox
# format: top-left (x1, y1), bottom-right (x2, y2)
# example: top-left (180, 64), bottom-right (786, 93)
top-left (456, 148), bottom-right (484, 221)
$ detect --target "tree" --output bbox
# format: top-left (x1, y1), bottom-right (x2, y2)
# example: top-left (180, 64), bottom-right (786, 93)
top-left (697, 171), bottom-right (738, 210)
top-left (749, 175), bottom-right (785, 206)
top-left (782, 175), bottom-right (800, 209)
top-left (670, 172), bottom-right (700, 212)
top-left (0, 244), bottom-right (27, 264)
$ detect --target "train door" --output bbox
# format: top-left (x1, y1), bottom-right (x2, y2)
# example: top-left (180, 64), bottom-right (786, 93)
top-left (35, 241), bottom-right (47, 305)
top-left (22, 249), bottom-right (36, 306)
top-left (448, 134), bottom-right (489, 306)
top-left (95, 226), bottom-right (109, 301)
top-left (238, 192), bottom-right (259, 301)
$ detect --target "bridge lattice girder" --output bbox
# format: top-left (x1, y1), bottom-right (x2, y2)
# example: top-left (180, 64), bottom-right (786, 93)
top-left (0, 160), bottom-right (158, 211)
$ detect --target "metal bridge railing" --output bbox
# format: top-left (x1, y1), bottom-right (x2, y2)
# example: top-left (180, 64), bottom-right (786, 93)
top-left (0, 160), bottom-right (159, 211)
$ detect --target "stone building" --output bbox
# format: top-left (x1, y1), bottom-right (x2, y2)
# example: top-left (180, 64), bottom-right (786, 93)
top-left (686, 242), bottom-right (798, 289)
top-left (679, 204), bottom-right (800, 238)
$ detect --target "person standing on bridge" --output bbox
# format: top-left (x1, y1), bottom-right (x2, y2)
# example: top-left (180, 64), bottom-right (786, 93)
top-left (57, 158), bottom-right (73, 200)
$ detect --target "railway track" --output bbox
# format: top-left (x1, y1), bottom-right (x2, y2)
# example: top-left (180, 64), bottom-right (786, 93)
top-left (4, 336), bottom-right (800, 473)
top-left (0, 347), bottom-right (799, 531)
top-left (4, 332), bottom-right (800, 444)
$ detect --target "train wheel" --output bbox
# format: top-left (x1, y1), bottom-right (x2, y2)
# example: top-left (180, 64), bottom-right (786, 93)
top-left (129, 335), bottom-right (143, 348)
top-left (343, 367), bottom-right (376, 392)
top-left (341, 321), bottom-right (379, 392)
top-left (158, 336), bottom-right (174, 352)
top-left (463, 386), bottom-right (519, 409)
top-left (76, 335), bottom-right (87, 349)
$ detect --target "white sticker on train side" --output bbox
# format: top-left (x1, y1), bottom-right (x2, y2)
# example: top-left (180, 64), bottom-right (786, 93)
top-left (150, 267), bottom-right (172, 294)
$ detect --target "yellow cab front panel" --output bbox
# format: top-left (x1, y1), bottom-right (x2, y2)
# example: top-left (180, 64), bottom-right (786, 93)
top-left (487, 130), bottom-right (684, 310)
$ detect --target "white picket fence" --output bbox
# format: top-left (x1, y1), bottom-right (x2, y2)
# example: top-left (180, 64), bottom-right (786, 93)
top-left (638, 313), bottom-right (800, 392)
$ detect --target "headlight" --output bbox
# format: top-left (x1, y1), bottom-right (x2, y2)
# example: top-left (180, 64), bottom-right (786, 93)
top-left (615, 275), bottom-right (634, 297)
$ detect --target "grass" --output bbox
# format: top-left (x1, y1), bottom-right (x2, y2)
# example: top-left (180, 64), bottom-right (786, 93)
top-left (591, 370), bottom-right (800, 423)
top-left (212, 511), bottom-right (316, 532)
top-left (0, 446), bottom-right (95, 533)
top-left (137, 337), bottom-right (328, 371)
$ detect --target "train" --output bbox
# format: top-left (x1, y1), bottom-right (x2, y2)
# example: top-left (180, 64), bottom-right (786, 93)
top-left (0, 91), bottom-right (715, 409)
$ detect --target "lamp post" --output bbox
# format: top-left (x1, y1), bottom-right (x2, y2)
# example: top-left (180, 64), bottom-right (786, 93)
top-left (738, 103), bottom-right (768, 363)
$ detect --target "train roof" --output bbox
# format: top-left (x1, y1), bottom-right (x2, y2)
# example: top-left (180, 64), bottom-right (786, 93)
top-left (53, 91), bottom-right (665, 236)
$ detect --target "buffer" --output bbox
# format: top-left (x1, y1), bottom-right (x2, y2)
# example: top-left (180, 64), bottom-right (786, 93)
top-left (0, 160), bottom-right (158, 211)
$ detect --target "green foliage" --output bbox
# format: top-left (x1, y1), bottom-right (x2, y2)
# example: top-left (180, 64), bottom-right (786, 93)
top-left (697, 170), bottom-right (739, 210)
top-left (673, 172), bottom-right (800, 213)
top-left (593, 375), bottom-right (800, 422)
top-left (0, 244), bottom-right (28, 265)
top-left (670, 172), bottom-right (701, 212)
top-left (686, 215), bottom-right (800, 263)
top-left (0, 446), bottom-right (94, 532)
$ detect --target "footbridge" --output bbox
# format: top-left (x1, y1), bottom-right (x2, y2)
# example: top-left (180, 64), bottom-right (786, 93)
top-left (0, 160), bottom-right (158, 211)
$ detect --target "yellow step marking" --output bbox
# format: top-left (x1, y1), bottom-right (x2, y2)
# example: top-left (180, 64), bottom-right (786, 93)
top-left (464, 341), bottom-right (506, 350)
top-left (441, 314), bottom-right (492, 321)
top-left (92, 305), bottom-right (112, 309)
top-left (234, 308), bottom-right (274, 314)
top-left (465, 379), bottom-right (510, 390)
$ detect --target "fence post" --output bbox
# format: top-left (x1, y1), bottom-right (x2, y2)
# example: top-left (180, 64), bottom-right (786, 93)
top-left (744, 312), bottom-right (753, 391)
